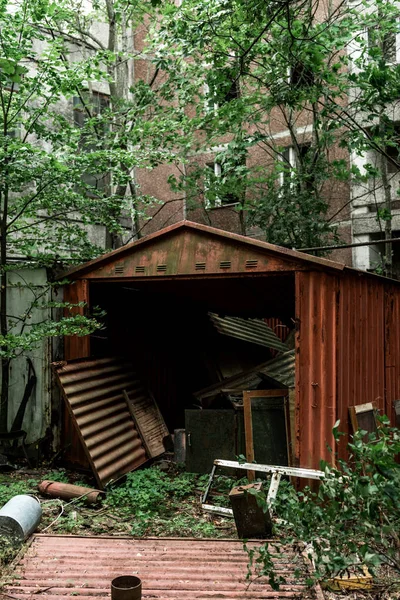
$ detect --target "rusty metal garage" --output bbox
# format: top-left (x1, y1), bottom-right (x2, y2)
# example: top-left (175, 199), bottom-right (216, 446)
top-left (57, 220), bottom-right (400, 479)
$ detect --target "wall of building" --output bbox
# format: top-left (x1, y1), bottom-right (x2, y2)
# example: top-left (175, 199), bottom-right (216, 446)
top-left (6, 268), bottom-right (52, 446)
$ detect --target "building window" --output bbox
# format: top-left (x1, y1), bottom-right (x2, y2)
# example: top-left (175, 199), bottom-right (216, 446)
top-left (204, 70), bottom-right (240, 113)
top-left (73, 92), bottom-right (110, 194)
top-left (367, 122), bottom-right (400, 174)
top-left (384, 124), bottom-right (400, 174)
top-left (289, 62), bottom-right (315, 87)
top-left (368, 230), bottom-right (400, 278)
top-left (204, 161), bottom-right (240, 208)
top-left (279, 144), bottom-right (313, 190)
top-left (368, 25), bottom-right (400, 64)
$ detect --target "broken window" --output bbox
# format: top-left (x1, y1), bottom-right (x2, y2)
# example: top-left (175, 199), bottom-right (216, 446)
top-left (204, 65), bottom-right (240, 113)
top-left (279, 143), bottom-right (315, 191)
top-left (384, 124), bottom-right (400, 174)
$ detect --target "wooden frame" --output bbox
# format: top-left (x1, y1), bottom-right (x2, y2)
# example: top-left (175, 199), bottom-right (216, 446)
top-left (243, 389), bottom-right (291, 481)
top-left (349, 402), bottom-right (379, 434)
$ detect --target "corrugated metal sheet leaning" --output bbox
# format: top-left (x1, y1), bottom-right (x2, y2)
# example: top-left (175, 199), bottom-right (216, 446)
top-left (52, 357), bottom-right (169, 489)
top-left (3, 534), bottom-right (324, 599)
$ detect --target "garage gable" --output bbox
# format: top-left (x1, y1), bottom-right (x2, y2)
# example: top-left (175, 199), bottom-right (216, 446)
top-left (62, 221), bottom-right (344, 280)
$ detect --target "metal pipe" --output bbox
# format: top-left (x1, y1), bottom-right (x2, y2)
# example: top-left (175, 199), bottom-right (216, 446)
top-left (111, 576), bottom-right (142, 600)
top-left (38, 481), bottom-right (103, 504)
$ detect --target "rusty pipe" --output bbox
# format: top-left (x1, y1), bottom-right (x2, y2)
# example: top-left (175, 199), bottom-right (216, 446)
top-left (111, 576), bottom-right (142, 600)
top-left (38, 481), bottom-right (103, 504)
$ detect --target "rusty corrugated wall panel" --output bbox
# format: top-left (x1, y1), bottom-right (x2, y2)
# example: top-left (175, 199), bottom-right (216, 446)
top-left (4, 534), bottom-right (323, 599)
top-left (63, 279), bottom-right (90, 360)
top-left (53, 357), bottom-right (148, 488)
top-left (336, 275), bottom-right (385, 455)
top-left (384, 284), bottom-right (400, 424)
top-left (295, 271), bottom-right (338, 470)
top-left (296, 271), bottom-right (391, 471)
top-left (264, 318), bottom-right (290, 344)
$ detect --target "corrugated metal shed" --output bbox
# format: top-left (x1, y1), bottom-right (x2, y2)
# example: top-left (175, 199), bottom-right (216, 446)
top-left (209, 313), bottom-right (289, 352)
top-left (59, 220), bottom-right (400, 473)
top-left (4, 535), bottom-right (323, 599)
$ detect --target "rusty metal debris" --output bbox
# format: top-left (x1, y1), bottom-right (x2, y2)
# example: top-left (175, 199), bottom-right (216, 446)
top-left (194, 352), bottom-right (295, 406)
top-left (202, 459), bottom-right (324, 518)
top-left (229, 482), bottom-right (272, 539)
top-left (4, 534), bottom-right (324, 599)
top-left (38, 481), bottom-right (103, 504)
top-left (53, 357), bottom-right (169, 489)
top-left (209, 313), bottom-right (289, 352)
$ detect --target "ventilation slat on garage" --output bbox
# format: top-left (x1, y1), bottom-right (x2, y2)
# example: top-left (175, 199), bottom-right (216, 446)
top-left (53, 357), bottom-right (169, 488)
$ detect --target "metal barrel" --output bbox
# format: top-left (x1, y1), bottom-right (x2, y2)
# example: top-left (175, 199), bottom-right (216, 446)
top-left (173, 429), bottom-right (186, 464)
top-left (38, 480), bottom-right (103, 504)
top-left (0, 495), bottom-right (42, 540)
top-left (111, 576), bottom-right (142, 600)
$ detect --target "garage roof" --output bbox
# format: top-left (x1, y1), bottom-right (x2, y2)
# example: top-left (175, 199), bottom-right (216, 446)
top-left (61, 220), bottom-right (346, 281)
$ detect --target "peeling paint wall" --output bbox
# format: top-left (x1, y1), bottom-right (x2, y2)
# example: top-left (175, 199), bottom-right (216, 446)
top-left (6, 268), bottom-right (52, 444)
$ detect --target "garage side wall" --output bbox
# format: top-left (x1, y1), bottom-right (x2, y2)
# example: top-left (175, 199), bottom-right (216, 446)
top-left (336, 275), bottom-right (385, 453)
top-left (296, 270), bottom-right (395, 471)
top-left (295, 271), bottom-right (338, 470)
top-left (384, 284), bottom-right (400, 425)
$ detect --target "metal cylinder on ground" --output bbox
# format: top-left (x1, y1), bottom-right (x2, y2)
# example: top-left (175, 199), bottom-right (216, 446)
top-left (38, 480), bottom-right (103, 504)
top-left (111, 576), bottom-right (142, 600)
top-left (0, 495), bottom-right (42, 540)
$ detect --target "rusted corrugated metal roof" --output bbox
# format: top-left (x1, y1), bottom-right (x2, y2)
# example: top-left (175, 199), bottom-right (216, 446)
top-left (209, 313), bottom-right (289, 352)
top-left (53, 357), bottom-right (169, 489)
top-left (4, 535), bottom-right (323, 599)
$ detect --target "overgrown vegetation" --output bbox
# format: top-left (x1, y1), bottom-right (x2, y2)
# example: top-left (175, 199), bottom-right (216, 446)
top-left (156, 0), bottom-right (400, 272)
top-left (246, 417), bottom-right (400, 594)
top-left (0, 464), bottom-right (237, 569)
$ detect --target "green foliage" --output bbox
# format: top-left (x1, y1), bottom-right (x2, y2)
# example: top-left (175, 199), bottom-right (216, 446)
top-left (155, 0), bottom-right (400, 250)
top-left (107, 467), bottom-right (197, 514)
top-left (43, 469), bottom-right (70, 483)
top-left (245, 417), bottom-right (400, 589)
top-left (0, 475), bottom-right (38, 506)
top-left (106, 467), bottom-right (219, 538)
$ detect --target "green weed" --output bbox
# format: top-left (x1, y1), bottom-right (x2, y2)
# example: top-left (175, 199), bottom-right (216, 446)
top-left (106, 467), bottom-right (197, 515)
top-left (0, 477), bottom-right (38, 506)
